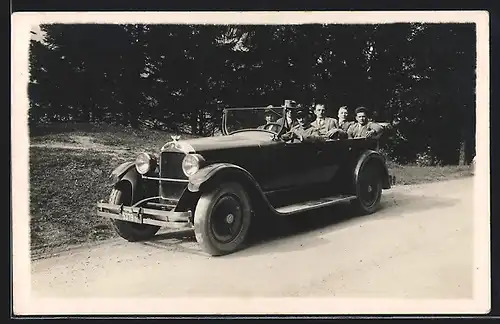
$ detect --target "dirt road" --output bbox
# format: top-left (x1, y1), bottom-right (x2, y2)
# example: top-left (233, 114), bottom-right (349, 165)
top-left (28, 177), bottom-right (482, 312)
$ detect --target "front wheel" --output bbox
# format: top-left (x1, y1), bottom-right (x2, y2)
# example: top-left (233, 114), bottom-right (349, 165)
top-left (109, 184), bottom-right (160, 241)
top-left (353, 162), bottom-right (383, 214)
top-left (194, 182), bottom-right (252, 256)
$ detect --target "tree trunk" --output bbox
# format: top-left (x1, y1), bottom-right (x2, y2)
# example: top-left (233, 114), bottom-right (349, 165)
top-left (130, 112), bottom-right (139, 129)
top-left (190, 110), bottom-right (198, 135)
top-left (458, 122), bottom-right (468, 165)
top-left (121, 103), bottom-right (129, 126)
top-left (458, 140), bottom-right (466, 166)
top-left (198, 109), bottom-right (205, 136)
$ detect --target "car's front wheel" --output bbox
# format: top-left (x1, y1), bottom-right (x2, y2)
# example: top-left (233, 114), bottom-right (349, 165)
top-left (109, 184), bottom-right (160, 241)
top-left (194, 182), bottom-right (252, 256)
top-left (353, 161), bottom-right (383, 214)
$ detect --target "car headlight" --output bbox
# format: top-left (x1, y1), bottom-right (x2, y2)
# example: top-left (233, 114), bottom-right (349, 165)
top-left (182, 154), bottom-right (204, 177)
top-left (135, 153), bottom-right (156, 175)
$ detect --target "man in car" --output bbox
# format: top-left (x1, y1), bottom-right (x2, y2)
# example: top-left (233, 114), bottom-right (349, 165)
top-left (310, 103), bottom-right (347, 139)
top-left (347, 106), bottom-right (383, 139)
top-left (258, 105), bottom-right (277, 130)
top-left (276, 100), bottom-right (298, 132)
top-left (337, 106), bottom-right (354, 131)
top-left (310, 103), bottom-right (336, 135)
top-left (281, 108), bottom-right (325, 143)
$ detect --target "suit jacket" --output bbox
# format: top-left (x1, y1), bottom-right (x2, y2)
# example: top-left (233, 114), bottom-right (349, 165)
top-left (310, 117), bottom-right (339, 137)
top-left (338, 120), bottom-right (354, 131)
top-left (276, 116), bottom-right (297, 131)
top-left (288, 123), bottom-right (325, 143)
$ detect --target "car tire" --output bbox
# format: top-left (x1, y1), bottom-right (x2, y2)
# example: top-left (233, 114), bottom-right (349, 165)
top-left (353, 161), bottom-right (383, 214)
top-left (194, 182), bottom-right (252, 256)
top-left (109, 185), bottom-right (160, 242)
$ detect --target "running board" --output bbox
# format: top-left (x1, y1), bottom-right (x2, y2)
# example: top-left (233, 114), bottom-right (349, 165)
top-left (275, 194), bottom-right (357, 215)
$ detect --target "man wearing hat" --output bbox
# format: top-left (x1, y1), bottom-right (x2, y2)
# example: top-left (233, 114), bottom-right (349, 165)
top-left (258, 105), bottom-right (278, 130)
top-left (281, 108), bottom-right (325, 143)
top-left (276, 100), bottom-right (298, 132)
top-left (347, 106), bottom-right (383, 139)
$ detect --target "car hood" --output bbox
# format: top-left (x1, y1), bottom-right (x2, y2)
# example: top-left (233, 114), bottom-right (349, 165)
top-left (161, 132), bottom-right (277, 154)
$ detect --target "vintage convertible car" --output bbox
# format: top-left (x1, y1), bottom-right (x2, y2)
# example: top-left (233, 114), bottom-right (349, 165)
top-left (97, 101), bottom-right (393, 256)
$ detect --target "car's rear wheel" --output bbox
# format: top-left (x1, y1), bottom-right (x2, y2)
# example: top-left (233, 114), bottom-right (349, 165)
top-left (353, 161), bottom-right (382, 214)
top-left (194, 182), bottom-right (252, 256)
top-left (109, 184), bottom-right (160, 241)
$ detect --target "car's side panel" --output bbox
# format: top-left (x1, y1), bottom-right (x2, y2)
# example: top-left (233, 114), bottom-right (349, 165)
top-left (188, 138), bottom-right (389, 210)
top-left (193, 143), bottom-right (299, 193)
top-left (270, 141), bottom-right (339, 189)
top-left (185, 162), bottom-right (362, 217)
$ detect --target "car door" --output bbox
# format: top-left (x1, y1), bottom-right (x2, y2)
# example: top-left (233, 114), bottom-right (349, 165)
top-left (260, 140), bottom-right (327, 191)
top-left (316, 139), bottom-right (351, 181)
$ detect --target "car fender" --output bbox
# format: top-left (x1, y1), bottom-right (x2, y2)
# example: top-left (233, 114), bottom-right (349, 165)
top-left (188, 163), bottom-right (260, 192)
top-left (110, 161), bottom-right (135, 180)
top-left (188, 163), bottom-right (274, 213)
top-left (354, 150), bottom-right (391, 189)
top-left (109, 161), bottom-right (141, 202)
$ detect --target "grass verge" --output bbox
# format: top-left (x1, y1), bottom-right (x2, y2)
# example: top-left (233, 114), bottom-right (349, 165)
top-left (388, 163), bottom-right (473, 185)
top-left (29, 147), bottom-right (126, 257)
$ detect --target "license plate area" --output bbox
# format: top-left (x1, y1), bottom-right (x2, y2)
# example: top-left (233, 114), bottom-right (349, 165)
top-left (122, 208), bottom-right (142, 223)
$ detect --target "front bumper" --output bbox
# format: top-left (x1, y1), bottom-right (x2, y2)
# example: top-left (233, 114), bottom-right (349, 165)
top-left (97, 202), bottom-right (192, 228)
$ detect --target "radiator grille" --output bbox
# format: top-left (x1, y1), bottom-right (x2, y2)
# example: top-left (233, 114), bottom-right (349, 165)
top-left (159, 151), bottom-right (188, 200)
top-left (160, 152), bottom-right (187, 180)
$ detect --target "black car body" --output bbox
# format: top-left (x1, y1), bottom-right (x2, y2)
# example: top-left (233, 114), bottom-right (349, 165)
top-left (97, 102), bottom-right (392, 256)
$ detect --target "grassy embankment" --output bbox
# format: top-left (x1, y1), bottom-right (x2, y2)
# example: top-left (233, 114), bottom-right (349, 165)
top-left (28, 123), bottom-right (473, 257)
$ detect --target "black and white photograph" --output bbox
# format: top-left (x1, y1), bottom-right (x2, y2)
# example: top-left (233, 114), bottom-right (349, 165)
top-left (12, 11), bottom-right (490, 315)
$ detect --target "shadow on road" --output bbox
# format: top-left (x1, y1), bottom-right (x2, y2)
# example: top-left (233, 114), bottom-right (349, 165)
top-left (139, 191), bottom-right (460, 257)
top-left (150, 229), bottom-right (196, 242)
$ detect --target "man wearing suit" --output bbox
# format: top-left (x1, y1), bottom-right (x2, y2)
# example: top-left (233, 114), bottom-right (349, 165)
top-left (281, 108), bottom-right (325, 143)
top-left (337, 106), bottom-right (354, 132)
top-left (276, 100), bottom-right (298, 132)
top-left (310, 103), bottom-right (346, 139)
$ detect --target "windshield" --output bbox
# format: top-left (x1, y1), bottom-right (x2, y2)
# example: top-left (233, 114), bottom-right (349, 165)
top-left (224, 107), bottom-right (284, 134)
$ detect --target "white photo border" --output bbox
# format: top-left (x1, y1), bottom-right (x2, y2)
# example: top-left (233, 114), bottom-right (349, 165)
top-left (11, 10), bottom-right (491, 315)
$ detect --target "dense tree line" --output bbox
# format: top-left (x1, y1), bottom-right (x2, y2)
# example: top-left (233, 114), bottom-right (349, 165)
top-left (28, 23), bottom-right (476, 165)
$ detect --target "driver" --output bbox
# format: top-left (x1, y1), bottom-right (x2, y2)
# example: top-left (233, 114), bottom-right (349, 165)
top-left (258, 105), bottom-right (277, 130)
top-left (281, 108), bottom-right (325, 143)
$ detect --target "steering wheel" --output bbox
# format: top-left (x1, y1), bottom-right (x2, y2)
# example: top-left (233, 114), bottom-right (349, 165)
top-left (262, 122), bottom-right (282, 133)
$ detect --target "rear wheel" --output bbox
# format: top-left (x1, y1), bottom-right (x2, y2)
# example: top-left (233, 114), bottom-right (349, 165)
top-left (109, 184), bottom-right (160, 241)
top-left (194, 182), bottom-right (252, 256)
top-left (353, 161), bottom-right (382, 214)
